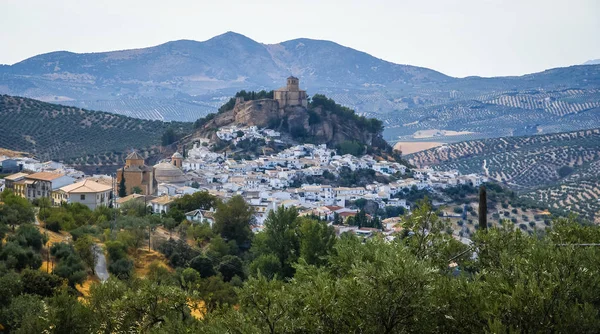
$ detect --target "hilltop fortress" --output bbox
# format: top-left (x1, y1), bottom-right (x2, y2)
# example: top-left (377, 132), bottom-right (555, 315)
top-left (274, 76), bottom-right (308, 109)
top-left (190, 76), bottom-right (390, 154)
top-left (235, 76), bottom-right (308, 110)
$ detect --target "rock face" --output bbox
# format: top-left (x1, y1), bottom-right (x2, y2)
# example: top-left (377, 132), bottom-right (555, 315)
top-left (193, 99), bottom-right (388, 150)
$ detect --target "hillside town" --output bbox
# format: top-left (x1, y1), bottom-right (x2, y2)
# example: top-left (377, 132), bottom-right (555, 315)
top-left (1, 129), bottom-right (487, 236)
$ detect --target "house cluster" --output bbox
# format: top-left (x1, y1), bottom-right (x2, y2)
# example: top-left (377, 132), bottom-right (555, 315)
top-left (3, 169), bottom-right (112, 210)
top-left (1, 141), bottom-right (487, 236)
top-left (216, 125), bottom-right (281, 144)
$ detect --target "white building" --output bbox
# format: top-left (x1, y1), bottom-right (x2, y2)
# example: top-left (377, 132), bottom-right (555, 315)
top-left (53, 179), bottom-right (112, 210)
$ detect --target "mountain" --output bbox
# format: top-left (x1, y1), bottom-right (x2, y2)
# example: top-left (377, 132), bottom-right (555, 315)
top-left (584, 59), bottom-right (600, 65)
top-left (0, 95), bottom-right (190, 167)
top-left (1, 32), bottom-right (599, 142)
top-left (407, 128), bottom-right (600, 221)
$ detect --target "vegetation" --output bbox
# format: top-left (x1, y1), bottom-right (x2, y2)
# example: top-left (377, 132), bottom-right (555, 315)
top-left (409, 128), bottom-right (600, 220)
top-left (310, 94), bottom-right (384, 133)
top-left (0, 95), bottom-right (191, 164)
top-left (2, 185), bottom-right (600, 332)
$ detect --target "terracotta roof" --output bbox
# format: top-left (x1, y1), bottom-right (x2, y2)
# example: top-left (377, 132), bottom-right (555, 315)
top-left (26, 172), bottom-right (64, 181)
top-left (150, 195), bottom-right (175, 205)
top-left (126, 151), bottom-right (144, 160)
top-left (4, 172), bottom-right (29, 181)
top-left (116, 193), bottom-right (146, 204)
top-left (339, 212), bottom-right (357, 218)
top-left (59, 179), bottom-right (112, 194)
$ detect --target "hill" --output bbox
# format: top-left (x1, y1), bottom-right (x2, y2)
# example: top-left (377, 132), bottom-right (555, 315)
top-left (407, 129), bottom-right (600, 221)
top-left (0, 95), bottom-right (190, 166)
top-left (584, 59), bottom-right (600, 65)
top-left (1, 32), bottom-right (599, 143)
top-left (189, 92), bottom-right (393, 159)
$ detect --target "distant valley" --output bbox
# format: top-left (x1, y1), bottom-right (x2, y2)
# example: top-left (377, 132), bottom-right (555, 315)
top-left (1, 32), bottom-right (599, 145)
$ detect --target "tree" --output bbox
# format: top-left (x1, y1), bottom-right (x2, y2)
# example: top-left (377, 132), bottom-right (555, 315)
top-left (479, 186), bottom-right (487, 231)
top-left (189, 255), bottom-right (216, 278)
top-left (217, 255), bottom-right (244, 282)
top-left (213, 195), bottom-right (254, 246)
top-left (161, 127), bottom-right (179, 146)
top-left (51, 243), bottom-right (87, 287)
top-left (0, 241), bottom-right (42, 270)
top-left (249, 253), bottom-right (282, 280)
top-left (74, 235), bottom-right (96, 274)
top-left (0, 294), bottom-right (47, 333)
top-left (10, 223), bottom-right (47, 251)
top-left (108, 258), bottom-right (133, 279)
top-left (0, 190), bottom-right (35, 230)
top-left (196, 276), bottom-right (238, 312)
top-left (131, 186), bottom-right (142, 194)
top-left (298, 218), bottom-right (336, 267)
top-left (118, 168), bottom-right (127, 198)
top-left (399, 198), bottom-right (468, 267)
top-left (20, 269), bottom-right (63, 297)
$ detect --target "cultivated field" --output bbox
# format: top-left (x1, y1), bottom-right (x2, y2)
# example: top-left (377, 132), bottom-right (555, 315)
top-left (407, 128), bottom-right (600, 220)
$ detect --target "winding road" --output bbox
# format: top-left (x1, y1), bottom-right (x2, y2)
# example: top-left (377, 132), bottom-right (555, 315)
top-left (93, 244), bottom-right (109, 282)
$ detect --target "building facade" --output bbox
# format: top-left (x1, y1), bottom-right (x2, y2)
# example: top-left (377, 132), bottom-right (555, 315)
top-left (273, 76), bottom-right (308, 109)
top-left (13, 172), bottom-right (75, 201)
top-left (116, 152), bottom-right (155, 196)
top-left (53, 179), bottom-right (112, 210)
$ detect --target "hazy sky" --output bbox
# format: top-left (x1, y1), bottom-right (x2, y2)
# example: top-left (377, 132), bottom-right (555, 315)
top-left (1, 0), bottom-right (599, 77)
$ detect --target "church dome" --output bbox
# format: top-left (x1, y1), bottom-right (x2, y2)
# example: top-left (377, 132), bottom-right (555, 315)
top-left (172, 152), bottom-right (183, 159)
top-left (153, 162), bottom-right (188, 184)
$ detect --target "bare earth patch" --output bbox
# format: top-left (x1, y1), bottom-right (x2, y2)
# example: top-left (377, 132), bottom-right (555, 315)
top-left (394, 141), bottom-right (445, 155)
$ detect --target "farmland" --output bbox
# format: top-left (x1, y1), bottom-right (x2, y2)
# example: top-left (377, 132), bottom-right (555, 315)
top-left (0, 95), bottom-right (191, 165)
top-left (407, 128), bottom-right (600, 221)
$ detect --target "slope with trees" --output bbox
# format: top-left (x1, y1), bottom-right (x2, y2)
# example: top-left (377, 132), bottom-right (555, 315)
top-left (0, 95), bottom-right (191, 165)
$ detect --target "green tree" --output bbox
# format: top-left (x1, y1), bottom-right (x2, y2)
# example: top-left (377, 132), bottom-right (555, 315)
top-left (131, 186), bottom-right (143, 194)
top-left (298, 218), bottom-right (336, 267)
top-left (51, 243), bottom-right (87, 287)
top-left (249, 253), bottom-right (282, 280)
top-left (74, 235), bottom-right (96, 274)
top-left (189, 255), bottom-right (216, 278)
top-left (0, 294), bottom-right (47, 333)
top-left (213, 195), bottom-right (254, 246)
top-left (118, 168), bottom-right (127, 198)
top-left (0, 190), bottom-right (35, 230)
top-left (400, 198), bottom-right (468, 267)
top-left (217, 255), bottom-right (245, 282)
top-left (20, 269), bottom-right (63, 297)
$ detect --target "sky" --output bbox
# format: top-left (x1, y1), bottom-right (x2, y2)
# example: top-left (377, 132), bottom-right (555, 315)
top-left (1, 0), bottom-right (599, 78)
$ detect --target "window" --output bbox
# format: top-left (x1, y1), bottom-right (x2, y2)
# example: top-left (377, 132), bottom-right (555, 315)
top-left (80, 194), bottom-right (86, 200)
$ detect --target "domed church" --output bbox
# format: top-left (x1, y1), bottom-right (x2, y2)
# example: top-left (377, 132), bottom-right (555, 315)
top-left (116, 151), bottom-right (155, 196)
top-left (153, 152), bottom-right (188, 186)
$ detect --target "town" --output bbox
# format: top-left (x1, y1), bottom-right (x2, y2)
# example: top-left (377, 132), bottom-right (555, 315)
top-left (0, 129), bottom-right (487, 237)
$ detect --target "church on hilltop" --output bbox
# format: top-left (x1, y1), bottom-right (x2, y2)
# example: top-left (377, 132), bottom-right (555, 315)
top-left (274, 76), bottom-right (308, 109)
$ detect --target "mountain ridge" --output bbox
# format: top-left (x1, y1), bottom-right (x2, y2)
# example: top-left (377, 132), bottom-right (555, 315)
top-left (1, 31), bottom-right (599, 144)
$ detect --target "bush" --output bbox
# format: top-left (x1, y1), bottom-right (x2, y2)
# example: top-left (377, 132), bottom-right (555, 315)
top-left (108, 258), bottom-right (133, 279)
top-left (558, 166), bottom-right (574, 178)
top-left (189, 255), bottom-right (216, 278)
top-left (216, 255), bottom-right (244, 282)
top-left (453, 207), bottom-right (463, 214)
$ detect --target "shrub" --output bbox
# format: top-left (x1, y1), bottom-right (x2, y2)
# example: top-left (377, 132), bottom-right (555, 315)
top-left (108, 258), bottom-right (133, 279)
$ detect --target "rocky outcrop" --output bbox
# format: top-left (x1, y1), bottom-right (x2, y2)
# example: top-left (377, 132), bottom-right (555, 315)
top-left (192, 98), bottom-right (389, 152)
